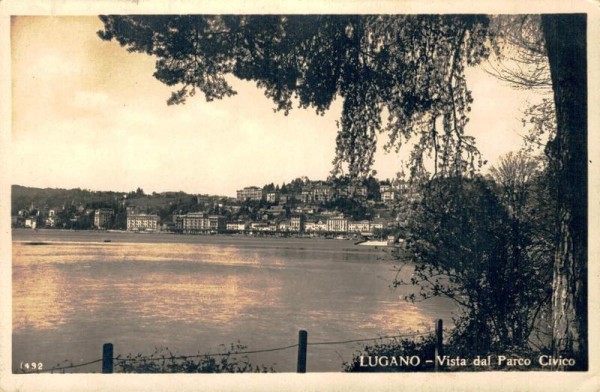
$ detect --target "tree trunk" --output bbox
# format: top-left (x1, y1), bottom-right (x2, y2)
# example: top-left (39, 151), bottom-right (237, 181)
top-left (541, 14), bottom-right (588, 370)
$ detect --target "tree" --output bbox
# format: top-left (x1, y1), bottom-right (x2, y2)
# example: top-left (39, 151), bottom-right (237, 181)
top-left (484, 15), bottom-right (551, 90)
top-left (540, 14), bottom-right (587, 369)
top-left (323, 197), bottom-right (368, 220)
top-left (98, 14), bottom-right (587, 368)
top-left (490, 152), bottom-right (540, 219)
top-left (399, 177), bottom-right (551, 354)
top-left (489, 152), bottom-right (556, 347)
top-left (484, 14), bottom-right (586, 367)
top-left (520, 98), bottom-right (556, 156)
top-left (262, 182), bottom-right (275, 192)
top-left (362, 175), bottom-right (381, 201)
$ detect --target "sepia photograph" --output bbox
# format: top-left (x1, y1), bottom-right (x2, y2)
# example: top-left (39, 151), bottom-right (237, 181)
top-left (1, 1), bottom-right (598, 391)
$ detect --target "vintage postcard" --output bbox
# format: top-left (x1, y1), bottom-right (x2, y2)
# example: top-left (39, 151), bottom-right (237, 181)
top-left (0, 1), bottom-right (598, 391)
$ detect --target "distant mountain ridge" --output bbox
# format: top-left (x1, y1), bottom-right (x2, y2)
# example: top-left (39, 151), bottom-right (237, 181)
top-left (10, 185), bottom-right (210, 216)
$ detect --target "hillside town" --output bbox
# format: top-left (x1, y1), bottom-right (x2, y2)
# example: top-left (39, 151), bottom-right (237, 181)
top-left (12, 177), bottom-right (419, 238)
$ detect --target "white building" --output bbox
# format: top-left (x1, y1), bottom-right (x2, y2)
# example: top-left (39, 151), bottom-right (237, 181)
top-left (236, 186), bottom-right (264, 201)
top-left (181, 212), bottom-right (208, 233)
top-left (305, 220), bottom-right (327, 232)
top-left (278, 221), bottom-right (291, 232)
top-left (370, 220), bottom-right (385, 231)
top-left (226, 222), bottom-right (248, 232)
top-left (327, 216), bottom-right (348, 233)
top-left (250, 222), bottom-right (269, 231)
top-left (290, 215), bottom-right (305, 232)
top-left (127, 214), bottom-right (159, 232)
top-left (348, 220), bottom-right (371, 234)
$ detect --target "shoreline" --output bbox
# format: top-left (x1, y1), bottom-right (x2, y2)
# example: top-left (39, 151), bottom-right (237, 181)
top-left (11, 228), bottom-right (397, 249)
top-left (11, 228), bottom-right (394, 246)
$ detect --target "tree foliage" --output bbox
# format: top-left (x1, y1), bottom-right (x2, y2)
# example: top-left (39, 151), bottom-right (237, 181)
top-left (484, 15), bottom-right (551, 90)
top-left (520, 98), bottom-right (556, 156)
top-left (484, 15), bottom-right (557, 161)
top-left (398, 174), bottom-right (554, 354)
top-left (489, 151), bottom-right (540, 214)
top-left (99, 15), bottom-right (491, 178)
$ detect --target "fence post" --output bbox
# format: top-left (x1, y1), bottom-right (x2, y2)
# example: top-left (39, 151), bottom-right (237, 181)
top-left (434, 319), bottom-right (443, 372)
top-left (297, 330), bottom-right (308, 373)
top-left (102, 343), bottom-right (113, 374)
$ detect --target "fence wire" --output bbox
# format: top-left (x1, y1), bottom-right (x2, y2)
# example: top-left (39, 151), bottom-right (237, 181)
top-left (307, 331), bottom-right (430, 346)
top-left (26, 359), bottom-right (103, 374)
top-left (24, 330), bottom-right (433, 373)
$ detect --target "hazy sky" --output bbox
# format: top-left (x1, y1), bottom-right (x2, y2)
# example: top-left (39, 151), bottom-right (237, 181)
top-left (11, 16), bottom-right (545, 197)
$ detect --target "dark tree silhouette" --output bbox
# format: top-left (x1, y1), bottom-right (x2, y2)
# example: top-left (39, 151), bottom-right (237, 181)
top-left (541, 14), bottom-right (587, 369)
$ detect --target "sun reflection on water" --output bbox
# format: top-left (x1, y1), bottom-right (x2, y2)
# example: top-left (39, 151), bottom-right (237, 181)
top-left (13, 264), bottom-right (74, 330)
top-left (13, 242), bottom-right (285, 330)
top-left (12, 234), bottom-right (456, 371)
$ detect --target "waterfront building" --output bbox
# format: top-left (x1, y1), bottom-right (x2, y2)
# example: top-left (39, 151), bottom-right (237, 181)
top-left (348, 220), bottom-right (371, 234)
top-left (24, 218), bottom-right (35, 228)
top-left (250, 222), bottom-right (268, 231)
top-left (278, 221), bottom-right (291, 232)
top-left (173, 215), bottom-right (184, 231)
top-left (236, 186), bottom-right (265, 201)
top-left (45, 208), bottom-right (61, 228)
top-left (226, 222), bottom-right (248, 232)
top-left (250, 222), bottom-right (277, 232)
top-left (327, 216), bottom-right (348, 233)
top-left (370, 219), bottom-right (386, 231)
top-left (290, 215), bottom-right (305, 232)
top-left (305, 220), bottom-right (327, 232)
top-left (181, 212), bottom-right (209, 233)
top-left (126, 213), bottom-right (159, 232)
top-left (208, 215), bottom-right (226, 232)
top-left (94, 208), bottom-right (114, 229)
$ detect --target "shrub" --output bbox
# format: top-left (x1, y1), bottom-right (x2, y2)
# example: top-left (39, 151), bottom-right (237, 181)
top-left (115, 343), bottom-right (274, 373)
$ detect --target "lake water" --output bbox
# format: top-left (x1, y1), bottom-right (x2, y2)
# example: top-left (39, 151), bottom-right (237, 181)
top-left (12, 229), bottom-right (456, 373)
